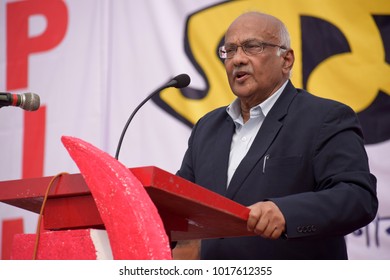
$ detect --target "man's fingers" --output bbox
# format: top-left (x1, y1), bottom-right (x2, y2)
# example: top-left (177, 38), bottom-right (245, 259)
top-left (247, 201), bottom-right (286, 239)
top-left (247, 203), bottom-right (262, 231)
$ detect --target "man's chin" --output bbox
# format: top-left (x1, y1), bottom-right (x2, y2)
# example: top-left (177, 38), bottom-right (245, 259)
top-left (232, 86), bottom-right (254, 99)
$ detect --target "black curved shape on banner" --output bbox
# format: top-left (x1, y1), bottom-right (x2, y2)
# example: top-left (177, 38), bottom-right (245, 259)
top-left (301, 15), bottom-right (390, 145)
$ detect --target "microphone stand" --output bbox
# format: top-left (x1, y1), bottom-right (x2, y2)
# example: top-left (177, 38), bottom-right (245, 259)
top-left (115, 85), bottom-right (166, 160)
top-left (114, 74), bottom-right (190, 160)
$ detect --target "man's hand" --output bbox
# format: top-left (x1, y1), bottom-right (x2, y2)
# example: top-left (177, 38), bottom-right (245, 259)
top-left (247, 201), bottom-right (286, 239)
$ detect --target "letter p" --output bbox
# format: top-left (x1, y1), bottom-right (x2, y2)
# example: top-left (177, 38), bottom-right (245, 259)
top-left (6, 0), bottom-right (68, 90)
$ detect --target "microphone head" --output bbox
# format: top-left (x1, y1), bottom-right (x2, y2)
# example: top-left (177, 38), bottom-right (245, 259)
top-left (171, 74), bottom-right (191, 88)
top-left (21, 92), bottom-right (40, 111)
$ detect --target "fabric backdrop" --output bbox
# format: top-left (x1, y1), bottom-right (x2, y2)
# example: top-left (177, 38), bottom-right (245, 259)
top-left (0, 0), bottom-right (389, 259)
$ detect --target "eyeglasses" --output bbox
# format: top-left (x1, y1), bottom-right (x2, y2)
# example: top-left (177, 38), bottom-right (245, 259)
top-left (218, 40), bottom-right (287, 59)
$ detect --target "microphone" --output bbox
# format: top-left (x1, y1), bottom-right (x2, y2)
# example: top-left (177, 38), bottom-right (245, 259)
top-left (0, 92), bottom-right (40, 111)
top-left (115, 73), bottom-right (191, 160)
top-left (164, 73), bottom-right (191, 89)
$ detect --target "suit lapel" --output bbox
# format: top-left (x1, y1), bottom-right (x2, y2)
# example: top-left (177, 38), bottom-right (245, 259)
top-left (211, 115), bottom-right (235, 196)
top-left (226, 81), bottom-right (298, 200)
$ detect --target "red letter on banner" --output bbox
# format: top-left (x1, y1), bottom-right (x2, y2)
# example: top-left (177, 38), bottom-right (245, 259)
top-left (6, 0), bottom-right (68, 89)
top-left (6, 0), bottom-right (68, 178)
top-left (1, 218), bottom-right (24, 260)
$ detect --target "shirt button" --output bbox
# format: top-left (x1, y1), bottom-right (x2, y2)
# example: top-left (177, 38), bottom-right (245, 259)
top-left (241, 136), bottom-right (247, 141)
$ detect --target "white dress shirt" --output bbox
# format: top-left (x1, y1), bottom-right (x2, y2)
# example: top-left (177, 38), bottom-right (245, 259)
top-left (226, 81), bottom-right (288, 187)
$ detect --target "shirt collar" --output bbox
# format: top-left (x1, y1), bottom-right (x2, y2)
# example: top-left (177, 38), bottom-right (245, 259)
top-left (226, 80), bottom-right (288, 122)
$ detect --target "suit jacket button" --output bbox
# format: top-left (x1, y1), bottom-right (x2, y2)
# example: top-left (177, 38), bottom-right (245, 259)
top-left (297, 226), bottom-right (302, 233)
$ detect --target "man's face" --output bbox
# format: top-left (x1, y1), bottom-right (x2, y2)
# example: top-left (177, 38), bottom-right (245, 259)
top-left (223, 14), bottom-right (291, 105)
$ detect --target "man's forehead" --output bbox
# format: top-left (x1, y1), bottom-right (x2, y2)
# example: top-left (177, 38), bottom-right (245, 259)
top-left (225, 21), bottom-right (267, 43)
top-left (225, 14), bottom-right (278, 43)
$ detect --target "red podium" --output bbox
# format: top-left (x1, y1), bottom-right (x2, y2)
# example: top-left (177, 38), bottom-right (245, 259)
top-left (0, 166), bottom-right (251, 243)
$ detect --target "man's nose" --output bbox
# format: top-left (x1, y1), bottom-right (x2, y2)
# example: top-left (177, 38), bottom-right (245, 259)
top-left (232, 46), bottom-right (249, 64)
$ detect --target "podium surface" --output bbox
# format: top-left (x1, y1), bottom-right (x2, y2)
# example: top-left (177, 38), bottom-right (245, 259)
top-left (0, 166), bottom-right (252, 241)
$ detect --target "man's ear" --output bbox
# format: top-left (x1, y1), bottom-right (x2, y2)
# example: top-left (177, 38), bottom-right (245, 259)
top-left (282, 49), bottom-right (295, 72)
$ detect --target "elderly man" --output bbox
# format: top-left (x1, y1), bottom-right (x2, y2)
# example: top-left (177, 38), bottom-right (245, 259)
top-left (176, 12), bottom-right (378, 259)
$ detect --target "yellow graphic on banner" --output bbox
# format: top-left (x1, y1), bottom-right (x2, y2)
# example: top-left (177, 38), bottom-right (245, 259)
top-left (160, 0), bottom-right (390, 125)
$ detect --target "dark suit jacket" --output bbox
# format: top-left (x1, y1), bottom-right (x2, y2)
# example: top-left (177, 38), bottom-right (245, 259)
top-left (177, 81), bottom-right (378, 259)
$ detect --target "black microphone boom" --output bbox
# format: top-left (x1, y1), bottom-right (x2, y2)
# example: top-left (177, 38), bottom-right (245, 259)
top-left (114, 73), bottom-right (191, 160)
top-left (0, 92), bottom-right (40, 111)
